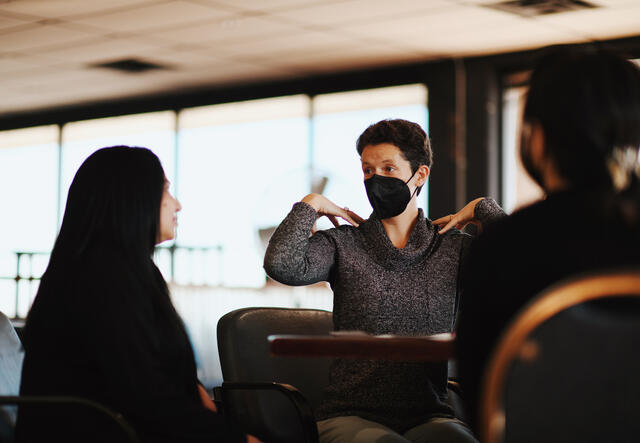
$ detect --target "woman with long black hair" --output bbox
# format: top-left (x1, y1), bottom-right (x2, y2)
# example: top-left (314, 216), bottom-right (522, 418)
top-left (16, 146), bottom-right (255, 442)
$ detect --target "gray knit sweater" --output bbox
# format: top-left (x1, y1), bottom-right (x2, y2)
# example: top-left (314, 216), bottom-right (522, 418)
top-left (263, 198), bottom-right (504, 432)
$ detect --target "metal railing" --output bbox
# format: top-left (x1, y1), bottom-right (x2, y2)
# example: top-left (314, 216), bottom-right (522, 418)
top-left (0, 245), bottom-right (224, 320)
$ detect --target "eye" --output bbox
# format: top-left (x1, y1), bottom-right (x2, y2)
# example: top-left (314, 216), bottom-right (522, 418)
top-left (384, 166), bottom-right (395, 172)
top-left (363, 167), bottom-right (372, 175)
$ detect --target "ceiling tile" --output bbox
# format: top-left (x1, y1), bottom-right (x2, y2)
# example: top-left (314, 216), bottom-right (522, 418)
top-left (536, 4), bottom-right (640, 40)
top-left (1, 0), bottom-right (639, 115)
top-left (0, 13), bottom-right (32, 29)
top-left (260, 42), bottom-right (429, 74)
top-left (34, 36), bottom-right (163, 64)
top-left (193, 0), bottom-right (346, 13)
top-left (413, 21), bottom-right (583, 56)
top-left (70, 0), bottom-right (236, 33)
top-left (0, 23), bottom-right (96, 52)
top-left (215, 29), bottom-right (363, 58)
top-left (270, 0), bottom-right (451, 27)
top-left (145, 15), bottom-right (296, 47)
top-left (0, 53), bottom-right (62, 74)
top-left (155, 62), bottom-right (294, 87)
top-left (0, 0), bottom-right (152, 19)
top-left (143, 46), bottom-right (227, 68)
top-left (344, 5), bottom-right (523, 43)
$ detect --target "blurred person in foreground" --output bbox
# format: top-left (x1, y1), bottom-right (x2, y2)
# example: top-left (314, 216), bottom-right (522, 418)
top-left (265, 118), bottom-right (504, 443)
top-left (16, 146), bottom-right (260, 443)
top-left (457, 45), bottom-right (640, 433)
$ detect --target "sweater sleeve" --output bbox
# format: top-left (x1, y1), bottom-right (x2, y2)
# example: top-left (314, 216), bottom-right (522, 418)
top-left (474, 197), bottom-right (505, 227)
top-left (263, 202), bottom-right (337, 286)
top-left (76, 269), bottom-right (246, 443)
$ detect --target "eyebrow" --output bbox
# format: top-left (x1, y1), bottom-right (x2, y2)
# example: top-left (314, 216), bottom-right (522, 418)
top-left (361, 159), bottom-right (397, 165)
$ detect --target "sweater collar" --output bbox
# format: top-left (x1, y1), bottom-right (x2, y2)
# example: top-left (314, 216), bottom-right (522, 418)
top-left (360, 208), bottom-right (439, 270)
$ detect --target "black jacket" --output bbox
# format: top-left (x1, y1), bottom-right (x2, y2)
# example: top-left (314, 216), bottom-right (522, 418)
top-left (457, 188), bottom-right (640, 432)
top-left (16, 247), bottom-right (244, 443)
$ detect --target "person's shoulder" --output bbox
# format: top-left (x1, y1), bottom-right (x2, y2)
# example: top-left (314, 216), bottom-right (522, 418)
top-left (316, 222), bottom-right (363, 240)
top-left (484, 197), bottom-right (551, 235)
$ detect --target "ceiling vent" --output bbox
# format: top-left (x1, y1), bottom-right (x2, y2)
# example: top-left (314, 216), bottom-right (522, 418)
top-left (484, 0), bottom-right (597, 17)
top-left (90, 58), bottom-right (168, 74)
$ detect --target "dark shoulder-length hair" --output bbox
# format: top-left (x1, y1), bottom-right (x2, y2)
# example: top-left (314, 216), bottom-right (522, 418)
top-left (523, 45), bottom-right (640, 190)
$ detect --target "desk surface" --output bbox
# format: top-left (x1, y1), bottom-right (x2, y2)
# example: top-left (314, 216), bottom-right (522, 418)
top-left (268, 332), bottom-right (455, 361)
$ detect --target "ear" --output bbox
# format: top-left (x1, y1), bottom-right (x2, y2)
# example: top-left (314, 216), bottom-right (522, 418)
top-left (415, 165), bottom-right (430, 187)
top-left (530, 122), bottom-right (546, 163)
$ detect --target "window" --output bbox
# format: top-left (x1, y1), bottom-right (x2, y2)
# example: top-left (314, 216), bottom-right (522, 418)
top-left (501, 85), bottom-right (543, 213)
top-left (177, 95), bottom-right (310, 287)
top-left (60, 111), bottom-right (177, 218)
top-left (0, 125), bottom-right (59, 317)
top-left (1, 83), bottom-right (429, 317)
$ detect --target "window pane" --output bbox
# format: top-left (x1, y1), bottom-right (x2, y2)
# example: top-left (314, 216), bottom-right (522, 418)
top-left (61, 111), bottom-right (177, 222)
top-left (0, 125), bottom-right (59, 316)
top-left (178, 95), bottom-right (310, 287)
top-left (311, 84), bottom-right (428, 225)
top-left (501, 86), bottom-right (543, 213)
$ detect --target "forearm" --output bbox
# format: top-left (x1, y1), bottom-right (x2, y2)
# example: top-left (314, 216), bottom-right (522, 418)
top-left (263, 202), bottom-right (334, 285)
top-left (473, 197), bottom-right (505, 227)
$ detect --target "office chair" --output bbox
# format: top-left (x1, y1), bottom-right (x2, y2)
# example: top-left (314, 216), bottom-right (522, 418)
top-left (0, 312), bottom-right (139, 443)
top-left (216, 307), bottom-right (467, 443)
top-left (480, 270), bottom-right (640, 443)
top-left (216, 307), bottom-right (333, 443)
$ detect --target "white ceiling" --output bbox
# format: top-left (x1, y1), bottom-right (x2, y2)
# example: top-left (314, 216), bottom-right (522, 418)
top-left (1, 0), bottom-right (639, 115)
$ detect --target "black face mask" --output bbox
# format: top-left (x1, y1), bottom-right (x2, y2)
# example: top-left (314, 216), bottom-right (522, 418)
top-left (364, 171), bottom-right (419, 219)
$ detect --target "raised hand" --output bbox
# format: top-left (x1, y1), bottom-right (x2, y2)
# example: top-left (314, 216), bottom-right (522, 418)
top-left (433, 197), bottom-right (485, 234)
top-left (301, 193), bottom-right (365, 229)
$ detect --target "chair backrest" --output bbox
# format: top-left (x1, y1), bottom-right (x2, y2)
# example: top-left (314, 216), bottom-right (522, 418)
top-left (0, 312), bottom-right (24, 439)
top-left (480, 271), bottom-right (640, 443)
top-left (217, 307), bottom-right (334, 410)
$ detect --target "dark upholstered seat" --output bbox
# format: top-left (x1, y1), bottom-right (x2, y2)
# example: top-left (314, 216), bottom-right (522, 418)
top-left (216, 307), bottom-right (334, 443)
top-left (480, 270), bottom-right (640, 443)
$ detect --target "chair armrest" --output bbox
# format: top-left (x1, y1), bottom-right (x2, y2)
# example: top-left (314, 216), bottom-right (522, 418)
top-left (0, 395), bottom-right (140, 443)
top-left (446, 379), bottom-right (467, 422)
top-left (218, 381), bottom-right (318, 443)
top-left (447, 379), bottom-right (463, 397)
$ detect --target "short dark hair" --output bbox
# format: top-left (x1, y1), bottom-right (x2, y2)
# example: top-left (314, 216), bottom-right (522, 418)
top-left (524, 45), bottom-right (640, 189)
top-left (356, 119), bottom-right (433, 171)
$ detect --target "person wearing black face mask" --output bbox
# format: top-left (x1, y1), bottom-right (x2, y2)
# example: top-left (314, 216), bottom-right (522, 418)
top-left (264, 119), bottom-right (504, 443)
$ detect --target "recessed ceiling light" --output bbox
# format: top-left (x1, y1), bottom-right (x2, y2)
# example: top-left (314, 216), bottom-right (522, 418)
top-left (484, 0), bottom-right (598, 17)
top-left (90, 58), bottom-right (169, 74)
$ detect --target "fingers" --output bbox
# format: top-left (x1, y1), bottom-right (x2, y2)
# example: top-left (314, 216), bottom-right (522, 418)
top-left (313, 205), bottom-right (363, 231)
top-left (438, 218), bottom-right (458, 234)
top-left (340, 209), bottom-right (361, 227)
top-left (346, 209), bottom-right (365, 225)
top-left (325, 205), bottom-right (361, 227)
top-left (434, 214), bottom-right (455, 234)
top-left (432, 216), bottom-right (450, 226)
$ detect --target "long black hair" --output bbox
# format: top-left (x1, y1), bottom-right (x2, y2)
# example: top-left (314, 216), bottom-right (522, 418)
top-left (523, 45), bottom-right (640, 191)
top-left (31, 146), bottom-right (183, 334)
top-left (52, 146), bottom-right (164, 263)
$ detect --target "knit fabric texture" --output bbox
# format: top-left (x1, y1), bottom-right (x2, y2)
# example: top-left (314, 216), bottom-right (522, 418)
top-left (264, 198), bottom-right (503, 432)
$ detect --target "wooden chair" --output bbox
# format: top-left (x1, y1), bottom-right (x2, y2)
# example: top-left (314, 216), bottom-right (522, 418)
top-left (480, 270), bottom-right (640, 443)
